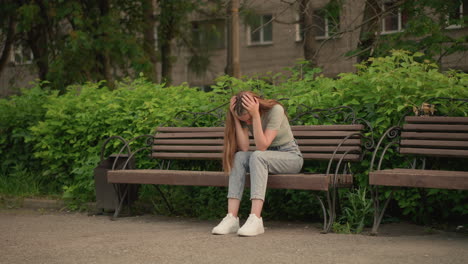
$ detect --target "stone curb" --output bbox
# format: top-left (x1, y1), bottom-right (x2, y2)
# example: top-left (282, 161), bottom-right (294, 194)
top-left (22, 198), bottom-right (66, 210)
top-left (2, 197), bottom-right (97, 211)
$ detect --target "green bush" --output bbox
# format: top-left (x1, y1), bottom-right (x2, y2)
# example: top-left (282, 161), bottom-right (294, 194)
top-left (0, 50), bottom-right (467, 227)
top-left (0, 85), bottom-right (53, 196)
top-left (27, 79), bottom-right (220, 209)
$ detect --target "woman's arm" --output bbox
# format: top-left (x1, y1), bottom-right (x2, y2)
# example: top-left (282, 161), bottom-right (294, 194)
top-left (230, 96), bottom-right (250, 151)
top-left (242, 95), bottom-right (278, 151)
top-left (234, 119), bottom-right (250, 151)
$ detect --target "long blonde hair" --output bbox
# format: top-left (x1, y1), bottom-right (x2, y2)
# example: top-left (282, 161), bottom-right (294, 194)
top-left (223, 91), bottom-right (282, 174)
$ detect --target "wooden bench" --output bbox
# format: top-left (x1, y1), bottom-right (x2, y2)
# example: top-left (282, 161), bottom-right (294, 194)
top-left (102, 109), bottom-right (373, 233)
top-left (369, 116), bottom-right (468, 235)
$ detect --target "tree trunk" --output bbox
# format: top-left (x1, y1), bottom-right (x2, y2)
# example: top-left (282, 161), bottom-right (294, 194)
top-left (28, 29), bottom-right (48, 80)
top-left (357, 0), bottom-right (382, 63)
top-left (158, 0), bottom-right (175, 85)
top-left (225, 0), bottom-right (240, 78)
top-left (0, 15), bottom-right (16, 79)
top-left (142, 0), bottom-right (158, 83)
top-left (98, 0), bottom-right (113, 87)
top-left (26, 1), bottom-right (49, 81)
top-left (160, 36), bottom-right (172, 85)
top-left (225, 1), bottom-right (233, 75)
top-left (300, 0), bottom-right (317, 66)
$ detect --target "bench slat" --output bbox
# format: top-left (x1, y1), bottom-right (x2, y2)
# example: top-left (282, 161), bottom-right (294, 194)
top-left (297, 139), bottom-right (361, 146)
top-left (401, 132), bottom-right (468, 140)
top-left (155, 131), bottom-right (361, 139)
top-left (156, 125), bottom-right (364, 133)
top-left (107, 169), bottom-right (354, 190)
top-left (154, 139), bottom-right (225, 145)
top-left (153, 146), bottom-right (224, 152)
top-left (157, 127), bottom-right (225, 132)
top-left (301, 153), bottom-right (361, 161)
top-left (152, 145), bottom-right (362, 153)
top-left (403, 124), bottom-right (468, 132)
top-left (151, 152), bottom-right (361, 161)
top-left (291, 125), bottom-right (364, 131)
top-left (152, 153), bottom-right (222, 159)
top-left (291, 131), bottom-right (361, 138)
top-left (153, 139), bottom-right (362, 146)
top-left (155, 132), bottom-right (225, 139)
top-left (399, 148), bottom-right (468, 158)
top-left (369, 169), bottom-right (468, 190)
top-left (405, 116), bottom-right (468, 124)
top-left (400, 140), bottom-right (468, 149)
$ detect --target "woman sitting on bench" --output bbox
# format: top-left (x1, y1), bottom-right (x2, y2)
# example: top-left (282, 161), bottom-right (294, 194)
top-left (212, 91), bottom-right (304, 236)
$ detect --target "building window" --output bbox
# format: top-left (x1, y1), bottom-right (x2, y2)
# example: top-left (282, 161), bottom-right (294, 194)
top-left (446, 1), bottom-right (467, 29)
top-left (314, 9), bottom-right (340, 39)
top-left (192, 19), bottom-right (226, 49)
top-left (381, 0), bottom-right (408, 34)
top-left (11, 45), bottom-right (33, 65)
top-left (247, 14), bottom-right (273, 45)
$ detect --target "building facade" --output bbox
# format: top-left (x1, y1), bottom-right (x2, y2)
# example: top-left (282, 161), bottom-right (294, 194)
top-left (1, 0), bottom-right (467, 96)
top-left (173, 0), bottom-right (468, 88)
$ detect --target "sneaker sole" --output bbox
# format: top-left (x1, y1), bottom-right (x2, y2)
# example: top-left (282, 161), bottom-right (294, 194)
top-left (237, 230), bottom-right (265, 237)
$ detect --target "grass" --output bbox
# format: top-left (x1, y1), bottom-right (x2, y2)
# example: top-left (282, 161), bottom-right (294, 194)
top-left (0, 164), bottom-right (60, 199)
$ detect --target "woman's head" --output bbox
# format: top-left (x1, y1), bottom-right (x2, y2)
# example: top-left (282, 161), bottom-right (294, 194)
top-left (231, 91), bottom-right (258, 125)
top-left (231, 91), bottom-right (278, 122)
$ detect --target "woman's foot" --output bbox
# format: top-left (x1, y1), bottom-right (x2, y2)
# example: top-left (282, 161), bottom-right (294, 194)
top-left (212, 213), bottom-right (240, 235)
top-left (237, 214), bottom-right (264, 237)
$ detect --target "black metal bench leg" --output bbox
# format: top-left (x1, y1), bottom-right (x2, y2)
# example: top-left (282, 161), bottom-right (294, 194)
top-left (370, 186), bottom-right (393, 235)
top-left (112, 184), bottom-right (129, 220)
top-left (325, 187), bottom-right (337, 233)
top-left (154, 185), bottom-right (174, 214)
top-left (314, 194), bottom-right (328, 233)
top-left (315, 190), bottom-right (335, 234)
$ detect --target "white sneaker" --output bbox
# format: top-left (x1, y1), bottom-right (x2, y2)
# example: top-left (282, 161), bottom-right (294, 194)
top-left (237, 214), bottom-right (265, 237)
top-left (212, 213), bottom-right (240, 235)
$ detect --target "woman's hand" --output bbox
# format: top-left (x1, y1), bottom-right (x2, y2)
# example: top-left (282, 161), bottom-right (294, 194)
top-left (229, 96), bottom-right (237, 116)
top-left (241, 94), bottom-right (260, 117)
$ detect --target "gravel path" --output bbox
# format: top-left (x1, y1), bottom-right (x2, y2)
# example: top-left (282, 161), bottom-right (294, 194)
top-left (1, 208), bottom-right (467, 264)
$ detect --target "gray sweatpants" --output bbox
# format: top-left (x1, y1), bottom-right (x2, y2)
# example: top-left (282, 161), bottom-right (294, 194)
top-left (227, 140), bottom-right (304, 201)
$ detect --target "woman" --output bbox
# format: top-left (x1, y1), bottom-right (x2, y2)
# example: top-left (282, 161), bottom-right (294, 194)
top-left (212, 91), bottom-right (303, 236)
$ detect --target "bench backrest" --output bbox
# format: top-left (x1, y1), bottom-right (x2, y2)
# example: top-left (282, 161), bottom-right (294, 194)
top-left (400, 116), bottom-right (468, 158)
top-left (152, 125), bottom-right (365, 162)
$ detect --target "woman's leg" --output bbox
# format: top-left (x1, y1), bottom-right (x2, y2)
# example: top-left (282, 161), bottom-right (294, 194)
top-left (226, 151), bottom-right (252, 217)
top-left (228, 198), bottom-right (241, 217)
top-left (248, 150), bottom-right (303, 216)
top-left (212, 151), bottom-right (252, 234)
top-left (250, 199), bottom-right (264, 218)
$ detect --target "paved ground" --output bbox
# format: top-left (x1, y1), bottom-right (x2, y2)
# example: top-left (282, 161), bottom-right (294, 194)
top-left (1, 208), bottom-right (467, 264)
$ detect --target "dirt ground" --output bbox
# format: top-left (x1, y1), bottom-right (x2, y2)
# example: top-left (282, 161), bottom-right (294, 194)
top-left (1, 208), bottom-right (467, 264)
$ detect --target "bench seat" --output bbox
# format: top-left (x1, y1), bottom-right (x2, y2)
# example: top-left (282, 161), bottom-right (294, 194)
top-left (370, 169), bottom-right (468, 190)
top-left (108, 169), bottom-right (353, 191)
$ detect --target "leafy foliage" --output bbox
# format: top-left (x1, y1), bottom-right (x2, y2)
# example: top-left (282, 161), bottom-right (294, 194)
top-left (334, 188), bottom-right (373, 234)
top-left (355, 0), bottom-right (468, 64)
top-left (1, 51), bottom-right (467, 227)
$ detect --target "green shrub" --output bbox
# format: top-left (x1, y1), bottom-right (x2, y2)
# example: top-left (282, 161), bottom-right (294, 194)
top-left (1, 50), bottom-right (467, 226)
top-left (0, 84), bottom-right (54, 196)
top-left (28, 79), bottom-right (220, 209)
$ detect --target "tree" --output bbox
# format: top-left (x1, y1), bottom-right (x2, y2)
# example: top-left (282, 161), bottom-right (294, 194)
top-left (0, 7), bottom-right (16, 79)
top-left (0, 0), bottom-right (152, 91)
top-left (262, 0), bottom-right (467, 69)
top-left (157, 0), bottom-right (195, 85)
top-left (142, 0), bottom-right (158, 83)
top-left (299, 0), bottom-right (317, 66)
top-left (346, 0), bottom-right (468, 65)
